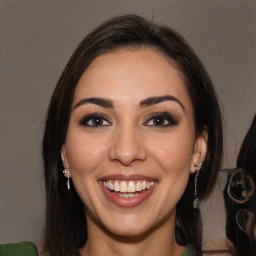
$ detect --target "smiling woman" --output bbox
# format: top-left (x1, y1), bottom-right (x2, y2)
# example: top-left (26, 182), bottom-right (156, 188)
top-left (42, 15), bottom-right (223, 256)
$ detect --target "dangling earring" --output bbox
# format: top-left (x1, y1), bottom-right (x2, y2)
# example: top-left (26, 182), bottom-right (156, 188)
top-left (193, 162), bottom-right (202, 209)
top-left (63, 169), bottom-right (71, 190)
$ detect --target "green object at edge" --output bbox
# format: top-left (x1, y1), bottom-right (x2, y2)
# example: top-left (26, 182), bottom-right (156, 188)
top-left (0, 241), bottom-right (38, 256)
top-left (181, 246), bottom-right (190, 256)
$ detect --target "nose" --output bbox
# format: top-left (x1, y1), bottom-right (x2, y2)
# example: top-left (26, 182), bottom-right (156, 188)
top-left (109, 126), bottom-right (147, 166)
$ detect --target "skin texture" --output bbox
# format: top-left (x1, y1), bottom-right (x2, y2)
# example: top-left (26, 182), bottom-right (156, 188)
top-left (61, 48), bottom-right (207, 256)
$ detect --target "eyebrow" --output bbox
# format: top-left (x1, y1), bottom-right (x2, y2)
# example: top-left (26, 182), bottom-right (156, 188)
top-left (74, 97), bottom-right (114, 109)
top-left (73, 95), bottom-right (185, 111)
top-left (140, 95), bottom-right (185, 111)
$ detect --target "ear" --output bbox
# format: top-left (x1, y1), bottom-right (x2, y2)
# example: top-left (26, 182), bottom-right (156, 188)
top-left (190, 126), bottom-right (208, 174)
top-left (61, 144), bottom-right (72, 178)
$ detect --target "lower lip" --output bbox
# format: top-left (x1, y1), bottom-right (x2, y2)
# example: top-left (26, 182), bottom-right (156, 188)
top-left (99, 182), bottom-right (155, 207)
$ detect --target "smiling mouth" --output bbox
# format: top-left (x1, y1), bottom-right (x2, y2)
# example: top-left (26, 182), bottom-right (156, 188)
top-left (99, 175), bottom-right (157, 207)
top-left (103, 180), bottom-right (155, 198)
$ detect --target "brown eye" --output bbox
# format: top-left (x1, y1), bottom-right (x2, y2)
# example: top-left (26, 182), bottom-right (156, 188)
top-left (144, 112), bottom-right (178, 127)
top-left (79, 114), bottom-right (111, 127)
top-left (151, 117), bottom-right (169, 126)
top-left (89, 117), bottom-right (106, 126)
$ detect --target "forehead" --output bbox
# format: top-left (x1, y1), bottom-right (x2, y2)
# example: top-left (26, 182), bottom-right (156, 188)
top-left (73, 48), bottom-right (191, 108)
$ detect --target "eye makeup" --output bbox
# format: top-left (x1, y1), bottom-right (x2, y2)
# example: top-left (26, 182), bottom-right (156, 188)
top-left (144, 112), bottom-right (179, 128)
top-left (78, 113), bottom-right (112, 128)
top-left (77, 109), bottom-right (179, 130)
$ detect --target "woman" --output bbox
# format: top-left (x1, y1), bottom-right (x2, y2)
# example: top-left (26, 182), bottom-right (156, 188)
top-left (42, 15), bottom-right (222, 256)
top-left (225, 115), bottom-right (256, 256)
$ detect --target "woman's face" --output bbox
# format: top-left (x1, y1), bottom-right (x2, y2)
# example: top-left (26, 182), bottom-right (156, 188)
top-left (62, 48), bottom-right (207, 237)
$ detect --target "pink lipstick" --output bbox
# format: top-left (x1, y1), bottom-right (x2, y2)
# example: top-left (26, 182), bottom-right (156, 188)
top-left (98, 175), bottom-right (157, 207)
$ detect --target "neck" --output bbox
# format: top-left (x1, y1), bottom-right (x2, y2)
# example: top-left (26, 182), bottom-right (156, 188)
top-left (79, 210), bottom-right (185, 256)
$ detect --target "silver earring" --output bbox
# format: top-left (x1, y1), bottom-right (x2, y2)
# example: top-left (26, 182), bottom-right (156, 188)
top-left (193, 162), bottom-right (202, 209)
top-left (63, 169), bottom-right (71, 190)
top-left (67, 177), bottom-right (70, 190)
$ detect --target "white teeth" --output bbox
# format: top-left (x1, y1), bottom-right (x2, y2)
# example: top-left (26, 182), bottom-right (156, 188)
top-left (135, 181), bottom-right (142, 191)
top-left (108, 181), bottom-right (114, 190)
top-left (128, 181), bottom-right (136, 192)
top-left (114, 181), bottom-right (120, 192)
top-left (117, 193), bottom-right (140, 198)
top-left (120, 181), bottom-right (127, 192)
top-left (103, 180), bottom-right (155, 193)
top-left (141, 180), bottom-right (146, 190)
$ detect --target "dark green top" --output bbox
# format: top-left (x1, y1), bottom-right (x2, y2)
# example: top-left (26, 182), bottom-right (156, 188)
top-left (0, 242), bottom-right (38, 256)
top-left (182, 244), bottom-right (194, 256)
top-left (0, 242), bottom-right (194, 256)
top-left (75, 244), bottom-right (195, 256)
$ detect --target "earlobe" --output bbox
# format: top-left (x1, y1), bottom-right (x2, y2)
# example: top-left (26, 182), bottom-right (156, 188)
top-left (190, 127), bottom-right (208, 173)
top-left (61, 145), bottom-right (71, 177)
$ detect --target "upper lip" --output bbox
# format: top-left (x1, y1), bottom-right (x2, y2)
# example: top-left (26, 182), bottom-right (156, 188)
top-left (98, 174), bottom-right (157, 182)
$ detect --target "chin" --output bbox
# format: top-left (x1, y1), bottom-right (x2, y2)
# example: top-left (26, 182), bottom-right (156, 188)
top-left (105, 224), bottom-right (153, 241)
top-left (99, 213), bottom-right (162, 240)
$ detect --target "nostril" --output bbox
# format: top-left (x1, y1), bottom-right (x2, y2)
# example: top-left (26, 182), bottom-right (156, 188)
top-left (111, 156), bottom-right (142, 167)
top-left (109, 131), bottom-right (147, 165)
top-left (109, 145), bottom-right (147, 166)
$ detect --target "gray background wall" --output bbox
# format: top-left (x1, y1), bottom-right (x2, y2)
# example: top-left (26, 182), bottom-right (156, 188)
top-left (1, 0), bottom-right (255, 245)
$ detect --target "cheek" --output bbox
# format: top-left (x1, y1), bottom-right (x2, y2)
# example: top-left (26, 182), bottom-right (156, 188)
top-left (150, 133), bottom-right (194, 209)
top-left (65, 131), bottom-right (108, 176)
top-left (64, 132), bottom-right (109, 209)
top-left (147, 131), bottom-right (195, 173)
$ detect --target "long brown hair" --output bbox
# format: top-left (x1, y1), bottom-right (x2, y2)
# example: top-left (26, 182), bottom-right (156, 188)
top-left (42, 15), bottom-right (223, 256)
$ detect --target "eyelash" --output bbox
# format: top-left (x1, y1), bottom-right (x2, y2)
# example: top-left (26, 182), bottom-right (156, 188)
top-left (78, 112), bottom-right (178, 128)
top-left (144, 112), bottom-right (178, 127)
top-left (78, 113), bottom-right (111, 127)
